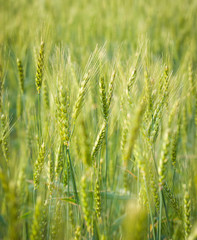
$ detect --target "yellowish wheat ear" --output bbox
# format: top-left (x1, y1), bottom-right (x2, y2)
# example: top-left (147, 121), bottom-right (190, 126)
top-left (35, 41), bottom-right (45, 94)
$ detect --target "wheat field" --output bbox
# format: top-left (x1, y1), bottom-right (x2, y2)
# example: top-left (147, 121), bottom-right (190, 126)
top-left (0, 0), bottom-right (197, 239)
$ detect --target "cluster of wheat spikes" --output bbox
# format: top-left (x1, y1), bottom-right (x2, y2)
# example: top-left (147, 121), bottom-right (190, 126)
top-left (0, 39), bottom-right (196, 240)
top-left (1, 0), bottom-right (197, 239)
